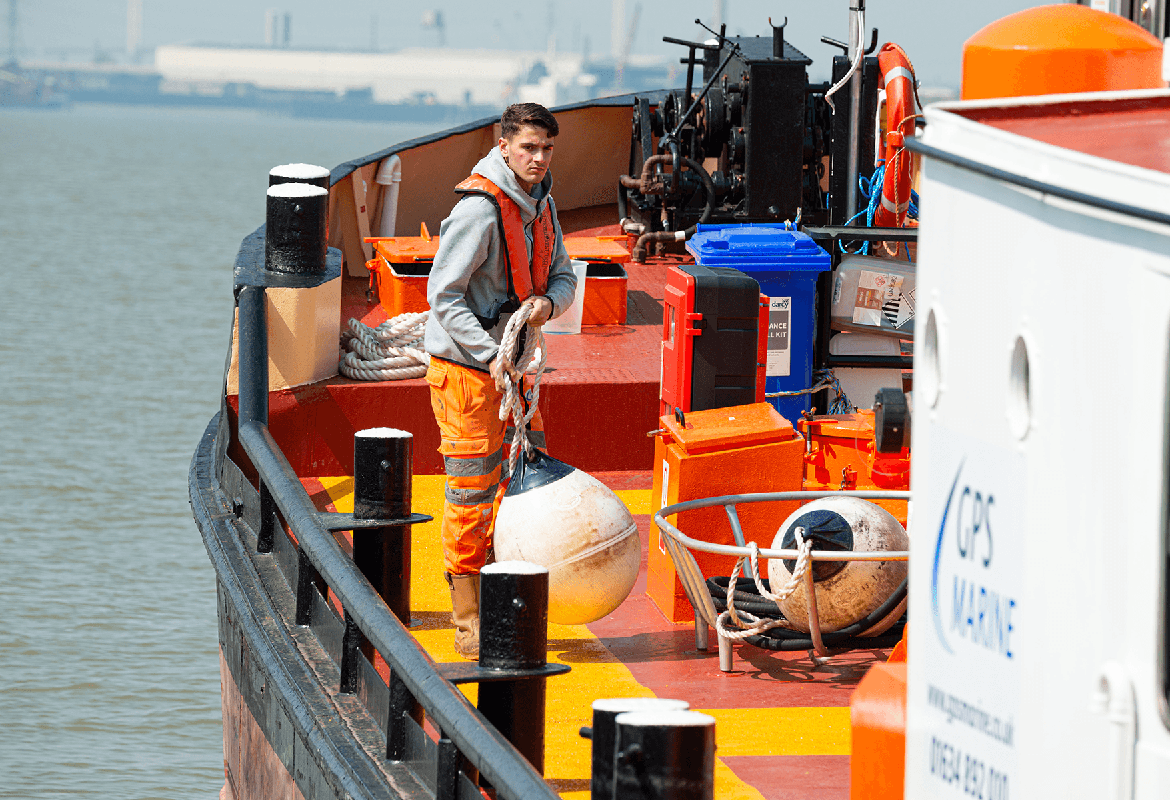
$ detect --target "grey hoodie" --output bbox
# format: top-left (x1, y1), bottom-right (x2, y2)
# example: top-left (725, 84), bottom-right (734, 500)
top-left (423, 146), bottom-right (577, 369)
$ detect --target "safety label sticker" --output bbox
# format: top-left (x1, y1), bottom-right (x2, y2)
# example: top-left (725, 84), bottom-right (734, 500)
top-left (853, 270), bottom-right (905, 327)
top-left (767, 296), bottom-right (791, 377)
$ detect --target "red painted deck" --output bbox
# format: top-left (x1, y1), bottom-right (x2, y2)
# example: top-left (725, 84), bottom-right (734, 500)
top-left (955, 93), bottom-right (1170, 175)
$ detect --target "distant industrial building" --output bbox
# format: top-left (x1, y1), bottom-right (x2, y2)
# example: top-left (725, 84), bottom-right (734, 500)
top-left (153, 44), bottom-right (671, 110)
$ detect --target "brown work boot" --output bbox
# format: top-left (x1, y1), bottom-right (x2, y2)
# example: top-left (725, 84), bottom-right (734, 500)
top-left (447, 572), bottom-right (480, 660)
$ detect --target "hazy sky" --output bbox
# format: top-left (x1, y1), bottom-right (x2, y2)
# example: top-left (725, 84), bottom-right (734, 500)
top-left (11, 0), bottom-right (1050, 87)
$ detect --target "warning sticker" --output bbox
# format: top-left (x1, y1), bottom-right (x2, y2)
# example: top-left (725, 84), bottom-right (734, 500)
top-left (853, 270), bottom-right (906, 328)
top-left (767, 297), bottom-right (791, 377)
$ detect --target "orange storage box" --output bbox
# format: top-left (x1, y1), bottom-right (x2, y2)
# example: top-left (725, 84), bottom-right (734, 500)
top-left (649, 402), bottom-right (806, 623)
top-left (567, 237), bottom-right (630, 326)
top-left (365, 234), bottom-right (630, 325)
top-left (367, 235), bottom-right (439, 318)
top-left (797, 412), bottom-right (909, 525)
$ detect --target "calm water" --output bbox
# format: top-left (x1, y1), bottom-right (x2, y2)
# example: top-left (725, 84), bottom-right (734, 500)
top-left (0, 104), bottom-right (440, 798)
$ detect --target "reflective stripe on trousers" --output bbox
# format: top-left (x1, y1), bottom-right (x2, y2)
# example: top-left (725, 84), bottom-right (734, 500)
top-left (425, 357), bottom-right (545, 574)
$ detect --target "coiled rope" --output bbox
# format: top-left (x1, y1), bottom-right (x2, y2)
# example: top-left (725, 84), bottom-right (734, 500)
top-left (339, 312), bottom-right (430, 381)
top-left (715, 526), bottom-right (813, 640)
top-left (495, 299), bottom-right (547, 478)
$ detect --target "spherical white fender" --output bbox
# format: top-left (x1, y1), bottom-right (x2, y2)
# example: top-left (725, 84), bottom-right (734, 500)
top-left (767, 497), bottom-right (907, 633)
top-left (495, 468), bottom-right (640, 625)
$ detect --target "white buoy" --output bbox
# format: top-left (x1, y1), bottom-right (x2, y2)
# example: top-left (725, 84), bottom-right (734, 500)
top-left (767, 497), bottom-right (907, 633)
top-left (494, 452), bottom-right (640, 625)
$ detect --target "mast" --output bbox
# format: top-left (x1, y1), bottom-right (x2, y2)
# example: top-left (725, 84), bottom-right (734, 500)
top-left (845, 0), bottom-right (866, 222)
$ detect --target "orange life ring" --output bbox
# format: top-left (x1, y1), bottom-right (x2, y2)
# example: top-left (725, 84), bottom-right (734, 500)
top-left (873, 43), bottom-right (917, 229)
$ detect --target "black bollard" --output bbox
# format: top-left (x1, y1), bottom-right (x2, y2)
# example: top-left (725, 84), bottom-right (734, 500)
top-left (268, 162), bottom-right (330, 190)
top-left (477, 561), bottom-right (552, 773)
top-left (265, 182), bottom-right (327, 275)
top-left (352, 428), bottom-right (413, 625)
top-left (612, 710), bottom-right (716, 800)
top-left (584, 698), bottom-right (689, 800)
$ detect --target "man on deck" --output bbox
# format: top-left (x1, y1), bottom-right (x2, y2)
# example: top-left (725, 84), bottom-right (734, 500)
top-left (423, 102), bottom-right (578, 659)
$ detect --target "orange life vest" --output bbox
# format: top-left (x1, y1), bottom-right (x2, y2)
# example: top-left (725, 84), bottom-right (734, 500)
top-left (454, 174), bottom-right (554, 304)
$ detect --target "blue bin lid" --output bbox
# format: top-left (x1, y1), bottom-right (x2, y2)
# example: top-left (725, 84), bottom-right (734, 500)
top-left (686, 224), bottom-right (831, 273)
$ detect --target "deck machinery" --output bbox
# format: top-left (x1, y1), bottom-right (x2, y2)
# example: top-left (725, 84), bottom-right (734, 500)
top-left (620, 20), bottom-right (881, 253)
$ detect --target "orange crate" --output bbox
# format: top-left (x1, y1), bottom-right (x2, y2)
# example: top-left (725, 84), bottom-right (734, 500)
top-left (565, 236), bottom-right (629, 327)
top-left (649, 403), bottom-right (805, 622)
top-left (368, 236), bottom-right (438, 318)
top-left (580, 262), bottom-right (627, 325)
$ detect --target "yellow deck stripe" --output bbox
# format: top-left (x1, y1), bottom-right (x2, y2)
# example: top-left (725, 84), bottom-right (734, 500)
top-left (317, 478), bottom-right (849, 798)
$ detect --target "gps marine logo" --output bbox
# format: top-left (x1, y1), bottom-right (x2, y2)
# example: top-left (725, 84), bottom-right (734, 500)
top-left (931, 462), bottom-right (1017, 660)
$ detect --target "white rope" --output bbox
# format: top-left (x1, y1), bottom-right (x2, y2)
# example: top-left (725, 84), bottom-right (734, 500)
top-left (823, 9), bottom-right (865, 113)
top-left (495, 299), bottom-right (546, 477)
top-left (715, 526), bottom-right (814, 641)
top-left (339, 313), bottom-right (430, 381)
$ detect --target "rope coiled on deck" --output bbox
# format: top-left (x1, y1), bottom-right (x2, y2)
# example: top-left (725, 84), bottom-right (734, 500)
top-left (339, 313), bottom-right (430, 381)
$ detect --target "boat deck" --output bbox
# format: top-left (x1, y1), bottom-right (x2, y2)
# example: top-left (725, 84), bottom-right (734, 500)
top-left (302, 473), bottom-right (888, 800)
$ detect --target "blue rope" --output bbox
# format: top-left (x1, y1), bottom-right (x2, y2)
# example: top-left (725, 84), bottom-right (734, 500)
top-left (839, 161), bottom-right (919, 258)
top-left (813, 368), bottom-right (854, 414)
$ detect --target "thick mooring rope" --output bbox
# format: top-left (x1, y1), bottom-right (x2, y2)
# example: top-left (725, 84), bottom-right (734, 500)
top-left (340, 313), bottom-right (430, 381)
top-left (715, 527), bottom-right (814, 641)
top-left (495, 299), bottom-right (547, 478)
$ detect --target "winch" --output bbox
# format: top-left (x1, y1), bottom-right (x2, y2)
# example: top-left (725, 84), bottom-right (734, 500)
top-left (619, 18), bottom-right (883, 260)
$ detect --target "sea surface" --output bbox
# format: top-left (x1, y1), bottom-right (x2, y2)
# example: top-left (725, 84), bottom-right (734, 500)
top-left (0, 104), bottom-right (442, 799)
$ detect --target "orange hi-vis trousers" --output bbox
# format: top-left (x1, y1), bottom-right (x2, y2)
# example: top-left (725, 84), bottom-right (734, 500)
top-left (425, 357), bottom-right (546, 575)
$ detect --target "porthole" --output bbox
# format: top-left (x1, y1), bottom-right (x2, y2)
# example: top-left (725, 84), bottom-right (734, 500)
top-left (1007, 335), bottom-right (1032, 440)
top-left (920, 308), bottom-right (942, 408)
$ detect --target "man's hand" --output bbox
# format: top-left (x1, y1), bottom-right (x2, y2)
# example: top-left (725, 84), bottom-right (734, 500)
top-left (490, 352), bottom-right (523, 391)
top-left (526, 295), bottom-right (553, 327)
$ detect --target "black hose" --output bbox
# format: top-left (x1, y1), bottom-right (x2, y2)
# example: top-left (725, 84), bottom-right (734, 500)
top-left (709, 576), bottom-right (909, 652)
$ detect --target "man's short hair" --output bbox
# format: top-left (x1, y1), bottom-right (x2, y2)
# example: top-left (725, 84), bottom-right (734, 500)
top-left (501, 103), bottom-right (559, 139)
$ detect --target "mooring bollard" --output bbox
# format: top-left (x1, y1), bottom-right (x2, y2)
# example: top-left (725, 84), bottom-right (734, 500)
top-left (582, 698), bottom-right (690, 800)
top-left (265, 181), bottom-right (327, 276)
top-left (268, 163), bottom-right (330, 190)
top-left (612, 710), bottom-right (716, 800)
top-left (477, 561), bottom-right (554, 774)
top-left (352, 428), bottom-right (413, 624)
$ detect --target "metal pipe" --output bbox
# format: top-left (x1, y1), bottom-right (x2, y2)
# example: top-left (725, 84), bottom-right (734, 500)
top-left (844, 0), bottom-right (866, 221)
top-left (623, 155), bottom-right (717, 261)
top-left (374, 154), bottom-right (402, 237)
top-left (236, 286), bottom-right (268, 427)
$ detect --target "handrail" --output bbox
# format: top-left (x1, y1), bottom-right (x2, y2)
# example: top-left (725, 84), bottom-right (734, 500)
top-left (232, 285), bottom-right (559, 800)
top-left (654, 489), bottom-right (911, 560)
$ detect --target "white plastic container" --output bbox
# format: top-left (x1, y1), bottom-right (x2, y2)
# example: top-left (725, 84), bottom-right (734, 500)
top-left (828, 331), bottom-right (903, 409)
top-left (542, 259), bottom-right (588, 335)
top-left (830, 254), bottom-right (916, 338)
